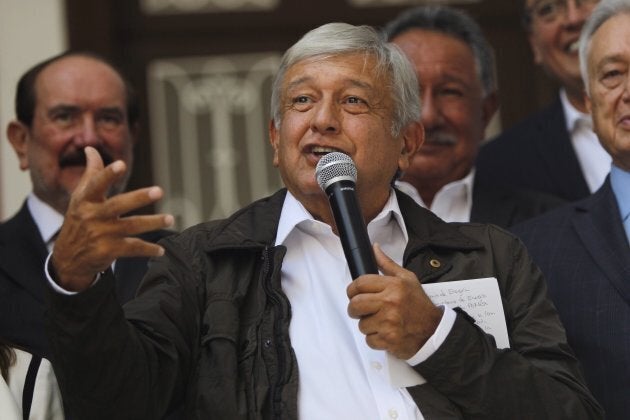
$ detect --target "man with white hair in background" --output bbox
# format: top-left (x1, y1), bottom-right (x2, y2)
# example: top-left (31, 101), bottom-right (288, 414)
top-left (513, 1), bottom-right (630, 417)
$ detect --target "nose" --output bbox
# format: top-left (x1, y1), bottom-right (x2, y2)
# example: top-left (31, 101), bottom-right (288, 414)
top-left (311, 99), bottom-right (340, 134)
top-left (74, 116), bottom-right (102, 147)
top-left (420, 90), bottom-right (442, 129)
top-left (564, 0), bottom-right (588, 27)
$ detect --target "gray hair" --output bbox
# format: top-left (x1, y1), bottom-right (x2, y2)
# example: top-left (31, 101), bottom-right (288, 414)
top-left (270, 22), bottom-right (421, 137)
top-left (579, 0), bottom-right (630, 96)
top-left (383, 5), bottom-right (497, 97)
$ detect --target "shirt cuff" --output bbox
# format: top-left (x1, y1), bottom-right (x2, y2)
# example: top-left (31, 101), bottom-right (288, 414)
top-left (406, 304), bottom-right (457, 366)
top-left (45, 252), bottom-right (101, 295)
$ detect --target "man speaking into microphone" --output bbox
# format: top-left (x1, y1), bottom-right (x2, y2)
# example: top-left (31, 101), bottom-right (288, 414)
top-left (45, 21), bottom-right (600, 419)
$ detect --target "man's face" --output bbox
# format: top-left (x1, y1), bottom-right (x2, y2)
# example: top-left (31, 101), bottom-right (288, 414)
top-left (526, 0), bottom-right (599, 94)
top-left (9, 55), bottom-right (134, 213)
top-left (391, 29), bottom-right (495, 192)
top-left (586, 12), bottom-right (630, 171)
top-left (269, 53), bottom-right (418, 223)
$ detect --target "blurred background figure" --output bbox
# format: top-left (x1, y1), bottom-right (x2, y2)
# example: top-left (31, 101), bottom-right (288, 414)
top-left (477, 0), bottom-right (608, 202)
top-left (512, 1), bottom-right (630, 417)
top-left (1, 339), bottom-right (64, 420)
top-left (0, 52), bottom-right (170, 361)
top-left (384, 5), bottom-right (563, 227)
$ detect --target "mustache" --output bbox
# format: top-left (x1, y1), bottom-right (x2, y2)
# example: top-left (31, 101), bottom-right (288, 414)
top-left (59, 147), bottom-right (114, 168)
top-left (425, 131), bottom-right (458, 146)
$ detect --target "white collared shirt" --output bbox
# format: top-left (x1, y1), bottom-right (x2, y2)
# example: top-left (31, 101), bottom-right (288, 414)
top-left (27, 193), bottom-right (64, 252)
top-left (560, 89), bottom-right (611, 193)
top-left (276, 190), bottom-right (455, 420)
top-left (395, 170), bottom-right (474, 223)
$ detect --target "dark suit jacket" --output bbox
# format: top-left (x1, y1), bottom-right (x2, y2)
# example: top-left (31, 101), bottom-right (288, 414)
top-left (511, 179), bottom-right (630, 419)
top-left (0, 201), bottom-right (172, 359)
top-left (476, 97), bottom-right (590, 202)
top-left (470, 174), bottom-right (565, 228)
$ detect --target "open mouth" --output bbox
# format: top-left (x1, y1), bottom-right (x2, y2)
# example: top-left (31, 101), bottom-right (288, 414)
top-left (565, 40), bottom-right (580, 54)
top-left (310, 146), bottom-right (340, 157)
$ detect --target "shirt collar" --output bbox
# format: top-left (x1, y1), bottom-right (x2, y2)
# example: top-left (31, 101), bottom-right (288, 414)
top-left (26, 192), bottom-right (64, 244)
top-left (611, 165), bottom-right (630, 221)
top-left (559, 88), bottom-right (592, 133)
top-left (275, 189), bottom-right (408, 246)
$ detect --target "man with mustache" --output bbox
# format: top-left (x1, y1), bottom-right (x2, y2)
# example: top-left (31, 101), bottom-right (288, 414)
top-left (385, 6), bottom-right (563, 227)
top-left (0, 52), bottom-right (170, 360)
top-left (476, 0), bottom-right (608, 202)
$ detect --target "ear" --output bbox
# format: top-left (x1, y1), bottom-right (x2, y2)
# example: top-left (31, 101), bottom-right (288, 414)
top-left (269, 119), bottom-right (280, 167)
top-left (397, 121), bottom-right (424, 174)
top-left (7, 120), bottom-right (31, 171)
top-left (481, 91), bottom-right (499, 128)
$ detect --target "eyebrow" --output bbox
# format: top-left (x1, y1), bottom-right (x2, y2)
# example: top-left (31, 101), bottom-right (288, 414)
top-left (46, 104), bottom-right (125, 116)
top-left (285, 76), bottom-right (374, 93)
top-left (47, 104), bottom-right (81, 116)
top-left (595, 54), bottom-right (627, 73)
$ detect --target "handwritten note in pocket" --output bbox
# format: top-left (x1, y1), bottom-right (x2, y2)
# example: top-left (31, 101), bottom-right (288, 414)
top-left (422, 277), bottom-right (510, 349)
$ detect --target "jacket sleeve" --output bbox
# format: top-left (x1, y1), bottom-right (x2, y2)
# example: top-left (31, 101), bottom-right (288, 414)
top-left (46, 235), bottom-right (202, 420)
top-left (412, 227), bottom-right (604, 419)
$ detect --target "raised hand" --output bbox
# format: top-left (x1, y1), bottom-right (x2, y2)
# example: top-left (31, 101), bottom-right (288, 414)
top-left (51, 146), bottom-right (174, 292)
top-left (346, 243), bottom-right (443, 359)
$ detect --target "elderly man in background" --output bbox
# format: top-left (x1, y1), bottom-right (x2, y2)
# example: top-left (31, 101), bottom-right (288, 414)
top-left (384, 6), bottom-right (563, 227)
top-left (0, 52), bottom-right (170, 360)
top-left (512, 1), bottom-right (630, 418)
top-left (477, 0), bottom-right (608, 202)
top-left (45, 23), bottom-right (600, 419)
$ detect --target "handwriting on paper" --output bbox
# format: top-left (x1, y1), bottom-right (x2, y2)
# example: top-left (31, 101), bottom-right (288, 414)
top-left (422, 277), bottom-right (510, 348)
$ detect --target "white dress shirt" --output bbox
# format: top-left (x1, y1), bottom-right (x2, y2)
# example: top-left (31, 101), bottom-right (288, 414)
top-left (395, 170), bottom-right (474, 223)
top-left (276, 190), bottom-right (456, 420)
top-left (27, 193), bottom-right (64, 252)
top-left (560, 89), bottom-right (611, 193)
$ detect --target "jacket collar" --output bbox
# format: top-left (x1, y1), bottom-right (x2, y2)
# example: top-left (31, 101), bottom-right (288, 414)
top-left (204, 188), bottom-right (482, 253)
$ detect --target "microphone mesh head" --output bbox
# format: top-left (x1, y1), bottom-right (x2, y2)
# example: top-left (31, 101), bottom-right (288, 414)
top-left (315, 152), bottom-right (357, 190)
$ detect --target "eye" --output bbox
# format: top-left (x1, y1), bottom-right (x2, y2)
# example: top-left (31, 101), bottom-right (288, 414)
top-left (290, 95), bottom-right (313, 111)
top-left (441, 87), bottom-right (464, 97)
top-left (346, 96), bottom-right (365, 104)
top-left (342, 96), bottom-right (370, 113)
top-left (98, 111), bottom-right (124, 129)
top-left (600, 66), bottom-right (626, 88)
top-left (534, 0), bottom-right (560, 20)
top-left (51, 110), bottom-right (78, 127)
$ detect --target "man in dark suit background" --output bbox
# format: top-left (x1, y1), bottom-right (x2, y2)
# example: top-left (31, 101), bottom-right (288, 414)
top-left (384, 6), bottom-right (563, 228)
top-left (476, 0), bottom-right (608, 202)
top-left (0, 52), bottom-right (170, 359)
top-left (512, 2), bottom-right (630, 417)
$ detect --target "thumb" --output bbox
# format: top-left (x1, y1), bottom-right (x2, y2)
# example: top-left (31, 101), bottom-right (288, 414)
top-left (74, 146), bottom-right (126, 201)
top-left (373, 243), bottom-right (404, 277)
top-left (84, 145), bottom-right (105, 173)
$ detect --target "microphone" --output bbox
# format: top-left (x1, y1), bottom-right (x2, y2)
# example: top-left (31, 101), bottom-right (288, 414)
top-left (315, 152), bottom-right (378, 279)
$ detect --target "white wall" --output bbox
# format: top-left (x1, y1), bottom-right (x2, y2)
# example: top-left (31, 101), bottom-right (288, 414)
top-left (0, 0), bottom-right (67, 220)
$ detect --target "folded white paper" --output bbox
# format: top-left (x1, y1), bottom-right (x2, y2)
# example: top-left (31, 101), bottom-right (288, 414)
top-left (423, 277), bottom-right (510, 349)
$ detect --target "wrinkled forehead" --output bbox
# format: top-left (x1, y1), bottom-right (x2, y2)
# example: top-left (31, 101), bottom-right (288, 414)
top-left (283, 52), bottom-right (390, 91)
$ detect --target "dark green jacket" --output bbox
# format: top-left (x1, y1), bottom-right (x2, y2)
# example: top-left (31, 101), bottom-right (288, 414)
top-left (47, 189), bottom-right (602, 419)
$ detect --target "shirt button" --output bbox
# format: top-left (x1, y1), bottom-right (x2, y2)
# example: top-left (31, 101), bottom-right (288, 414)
top-left (371, 361), bottom-right (382, 371)
top-left (388, 408), bottom-right (399, 419)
